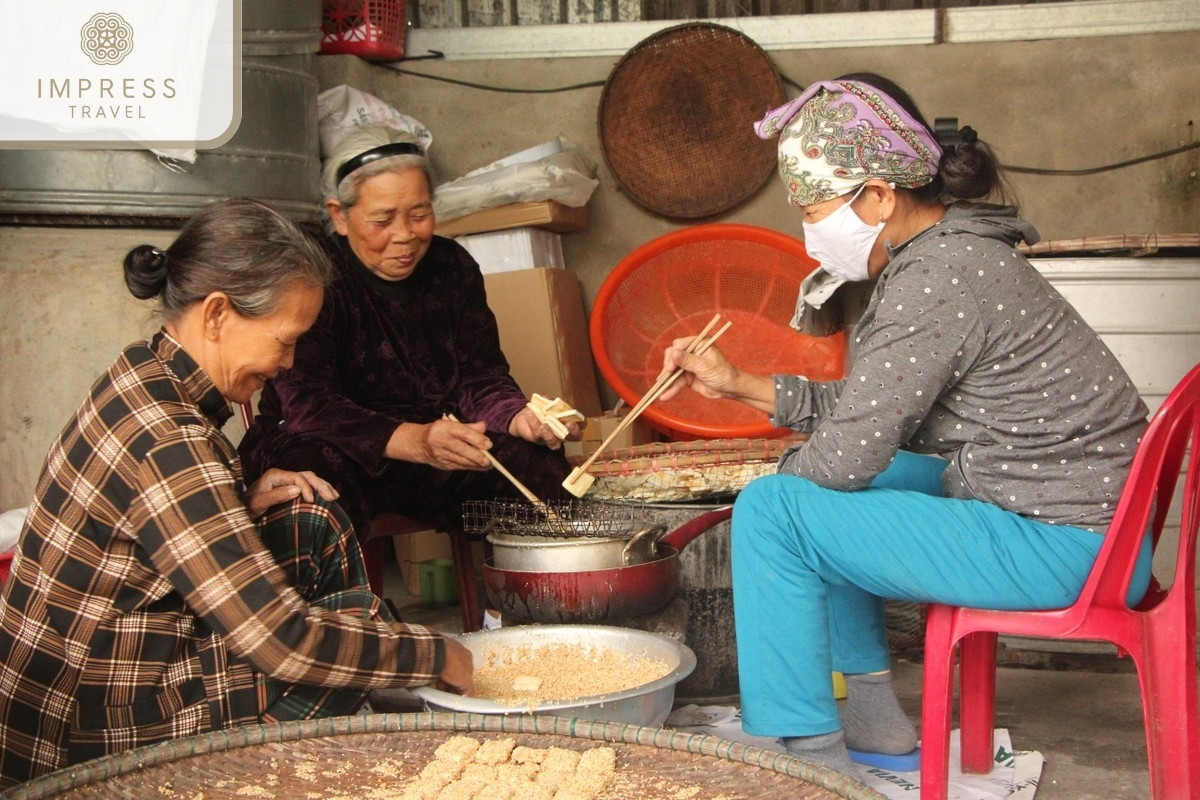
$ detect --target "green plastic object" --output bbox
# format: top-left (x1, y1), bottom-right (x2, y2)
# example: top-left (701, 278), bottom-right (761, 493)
top-left (418, 558), bottom-right (457, 607)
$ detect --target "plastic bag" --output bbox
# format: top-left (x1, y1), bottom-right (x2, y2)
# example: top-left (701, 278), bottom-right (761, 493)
top-left (0, 507), bottom-right (29, 554)
top-left (433, 136), bottom-right (599, 223)
top-left (316, 85), bottom-right (433, 157)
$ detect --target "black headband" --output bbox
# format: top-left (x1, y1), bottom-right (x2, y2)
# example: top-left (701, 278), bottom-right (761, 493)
top-left (335, 142), bottom-right (424, 185)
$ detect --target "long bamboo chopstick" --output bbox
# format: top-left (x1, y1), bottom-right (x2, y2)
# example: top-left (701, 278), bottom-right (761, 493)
top-left (616, 314), bottom-right (721, 421)
top-left (562, 316), bottom-right (733, 497)
top-left (623, 319), bottom-right (733, 430)
top-left (445, 414), bottom-right (557, 519)
top-left (587, 317), bottom-right (729, 468)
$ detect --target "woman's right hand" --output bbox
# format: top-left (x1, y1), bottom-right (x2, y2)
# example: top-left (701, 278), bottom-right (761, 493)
top-left (435, 637), bottom-right (474, 694)
top-left (656, 337), bottom-right (778, 415)
top-left (656, 337), bottom-right (741, 402)
top-left (385, 418), bottom-right (492, 471)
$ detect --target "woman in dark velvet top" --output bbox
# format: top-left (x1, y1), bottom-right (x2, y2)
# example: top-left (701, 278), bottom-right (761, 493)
top-left (238, 124), bottom-right (579, 542)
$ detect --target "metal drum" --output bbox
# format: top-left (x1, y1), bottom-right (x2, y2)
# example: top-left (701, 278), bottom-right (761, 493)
top-left (580, 438), bottom-right (796, 703)
top-left (0, 0), bottom-right (323, 224)
top-left (633, 501), bottom-right (738, 705)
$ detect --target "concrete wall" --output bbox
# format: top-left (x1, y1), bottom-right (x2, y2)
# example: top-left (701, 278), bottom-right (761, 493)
top-left (1, 28), bottom-right (1197, 511)
top-left (316, 29), bottom-right (1200, 311)
top-left (0, 229), bottom-right (170, 510)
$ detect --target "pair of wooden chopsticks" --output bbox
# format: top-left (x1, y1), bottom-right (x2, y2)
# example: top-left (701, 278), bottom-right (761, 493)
top-left (445, 414), bottom-right (558, 520)
top-left (562, 314), bottom-right (733, 497)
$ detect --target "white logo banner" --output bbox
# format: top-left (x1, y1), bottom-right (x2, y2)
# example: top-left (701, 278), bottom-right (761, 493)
top-left (0, 0), bottom-right (240, 148)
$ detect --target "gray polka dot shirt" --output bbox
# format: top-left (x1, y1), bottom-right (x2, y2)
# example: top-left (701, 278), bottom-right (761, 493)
top-left (773, 203), bottom-right (1148, 533)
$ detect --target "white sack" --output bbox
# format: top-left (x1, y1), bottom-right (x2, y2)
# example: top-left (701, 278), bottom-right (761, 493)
top-left (317, 84), bottom-right (433, 158)
top-left (433, 136), bottom-right (599, 223)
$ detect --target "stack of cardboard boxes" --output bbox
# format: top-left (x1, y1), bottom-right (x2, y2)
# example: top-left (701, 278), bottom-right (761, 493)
top-left (441, 200), bottom-right (604, 422)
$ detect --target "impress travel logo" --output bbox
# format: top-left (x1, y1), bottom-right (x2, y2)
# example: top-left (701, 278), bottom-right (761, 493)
top-left (1, 1), bottom-right (241, 148)
top-left (80, 13), bottom-right (135, 65)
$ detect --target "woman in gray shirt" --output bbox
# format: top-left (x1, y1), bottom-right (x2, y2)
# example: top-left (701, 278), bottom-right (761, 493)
top-left (660, 73), bottom-right (1150, 776)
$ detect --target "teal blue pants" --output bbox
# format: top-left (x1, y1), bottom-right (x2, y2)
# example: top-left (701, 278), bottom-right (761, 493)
top-left (732, 451), bottom-right (1152, 738)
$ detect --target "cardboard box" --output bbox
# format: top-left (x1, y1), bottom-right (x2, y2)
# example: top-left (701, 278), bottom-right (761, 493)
top-left (393, 534), bottom-right (487, 598)
top-left (436, 201), bottom-right (588, 237)
top-left (564, 409), bottom-right (657, 460)
top-left (455, 227), bottom-right (565, 274)
top-left (484, 268), bottom-right (603, 418)
top-left (392, 529), bottom-right (451, 597)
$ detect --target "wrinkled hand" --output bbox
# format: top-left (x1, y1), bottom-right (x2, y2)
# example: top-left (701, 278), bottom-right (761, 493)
top-left (245, 468), bottom-right (340, 519)
top-left (408, 418), bottom-right (493, 471)
top-left (435, 637), bottom-right (474, 695)
top-left (508, 406), bottom-right (580, 449)
top-left (656, 336), bottom-right (741, 402)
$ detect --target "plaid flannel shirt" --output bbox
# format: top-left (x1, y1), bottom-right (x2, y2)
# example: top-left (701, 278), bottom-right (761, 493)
top-left (0, 332), bottom-right (445, 789)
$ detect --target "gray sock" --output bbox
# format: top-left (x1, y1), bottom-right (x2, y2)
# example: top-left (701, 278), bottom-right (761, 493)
top-left (782, 729), bottom-right (855, 775)
top-left (840, 670), bottom-right (919, 755)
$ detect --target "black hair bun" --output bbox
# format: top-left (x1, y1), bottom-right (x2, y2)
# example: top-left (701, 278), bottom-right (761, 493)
top-left (123, 244), bottom-right (169, 300)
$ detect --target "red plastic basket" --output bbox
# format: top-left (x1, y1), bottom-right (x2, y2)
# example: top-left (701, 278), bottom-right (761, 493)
top-left (320, 0), bottom-right (407, 62)
top-left (590, 224), bottom-right (847, 441)
top-left (0, 551), bottom-right (12, 587)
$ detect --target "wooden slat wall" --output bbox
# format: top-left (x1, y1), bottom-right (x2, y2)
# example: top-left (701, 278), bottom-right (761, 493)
top-left (416, 0), bottom-right (643, 26)
top-left (415, 0), bottom-right (1080, 27)
top-left (649, 0), bottom-right (1073, 18)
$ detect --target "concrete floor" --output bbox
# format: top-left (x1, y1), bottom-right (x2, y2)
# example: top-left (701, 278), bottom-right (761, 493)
top-left (889, 657), bottom-right (1150, 800)
top-left (383, 568), bottom-right (1155, 800)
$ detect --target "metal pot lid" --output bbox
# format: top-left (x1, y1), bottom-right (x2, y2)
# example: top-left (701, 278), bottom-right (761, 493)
top-left (597, 22), bottom-right (784, 220)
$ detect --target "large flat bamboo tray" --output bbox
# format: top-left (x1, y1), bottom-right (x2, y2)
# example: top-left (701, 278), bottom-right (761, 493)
top-left (3, 713), bottom-right (887, 800)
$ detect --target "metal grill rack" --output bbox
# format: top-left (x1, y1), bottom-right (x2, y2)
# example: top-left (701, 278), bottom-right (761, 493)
top-left (461, 499), bottom-right (650, 539)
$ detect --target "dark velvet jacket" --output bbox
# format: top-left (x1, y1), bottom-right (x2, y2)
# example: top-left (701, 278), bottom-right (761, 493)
top-left (256, 234), bottom-right (529, 477)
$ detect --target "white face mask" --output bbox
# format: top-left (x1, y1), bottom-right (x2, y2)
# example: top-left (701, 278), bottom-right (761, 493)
top-left (801, 184), bottom-right (884, 283)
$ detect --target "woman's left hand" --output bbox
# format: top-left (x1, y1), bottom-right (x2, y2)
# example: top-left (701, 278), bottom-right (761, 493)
top-left (508, 406), bottom-right (578, 449)
top-left (245, 468), bottom-right (340, 519)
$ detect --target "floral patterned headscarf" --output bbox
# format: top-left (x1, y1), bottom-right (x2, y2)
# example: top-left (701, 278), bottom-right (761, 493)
top-left (755, 80), bottom-right (943, 207)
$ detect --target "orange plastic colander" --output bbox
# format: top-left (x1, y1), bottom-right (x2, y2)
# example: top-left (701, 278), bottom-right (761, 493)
top-left (590, 224), bottom-right (847, 440)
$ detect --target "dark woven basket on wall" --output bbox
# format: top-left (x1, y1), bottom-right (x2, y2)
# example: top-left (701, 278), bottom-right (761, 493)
top-left (598, 22), bottom-right (785, 219)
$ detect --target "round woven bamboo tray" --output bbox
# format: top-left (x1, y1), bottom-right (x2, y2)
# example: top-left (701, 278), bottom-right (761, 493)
top-left (584, 438), bottom-right (803, 502)
top-left (597, 23), bottom-right (783, 219)
top-left (2, 713), bottom-right (887, 800)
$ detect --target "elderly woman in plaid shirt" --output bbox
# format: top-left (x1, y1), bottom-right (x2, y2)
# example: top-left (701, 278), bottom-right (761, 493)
top-left (0, 199), bottom-right (472, 789)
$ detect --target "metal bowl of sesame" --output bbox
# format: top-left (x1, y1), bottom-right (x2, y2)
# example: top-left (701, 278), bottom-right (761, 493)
top-left (410, 625), bottom-right (696, 727)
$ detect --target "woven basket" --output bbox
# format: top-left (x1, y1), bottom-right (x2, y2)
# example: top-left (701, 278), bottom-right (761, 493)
top-left (5, 713), bottom-right (887, 800)
top-left (584, 438), bottom-right (802, 502)
top-left (589, 224), bottom-right (846, 441)
top-left (320, 0), bottom-right (406, 61)
top-left (597, 23), bottom-right (783, 219)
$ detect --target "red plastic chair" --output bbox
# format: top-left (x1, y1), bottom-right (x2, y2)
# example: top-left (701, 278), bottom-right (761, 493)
top-left (920, 362), bottom-right (1200, 800)
top-left (237, 403), bottom-right (482, 633)
top-left (360, 514), bottom-right (481, 634)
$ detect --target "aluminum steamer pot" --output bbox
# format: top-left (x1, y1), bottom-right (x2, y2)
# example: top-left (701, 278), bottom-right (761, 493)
top-left (483, 506), bottom-right (732, 624)
top-left (487, 524), bottom-right (668, 572)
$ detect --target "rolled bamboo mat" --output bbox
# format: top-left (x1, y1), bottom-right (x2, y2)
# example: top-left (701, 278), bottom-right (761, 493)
top-left (2, 713), bottom-right (888, 800)
top-left (584, 438), bottom-right (805, 502)
top-left (1020, 233), bottom-right (1200, 257)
